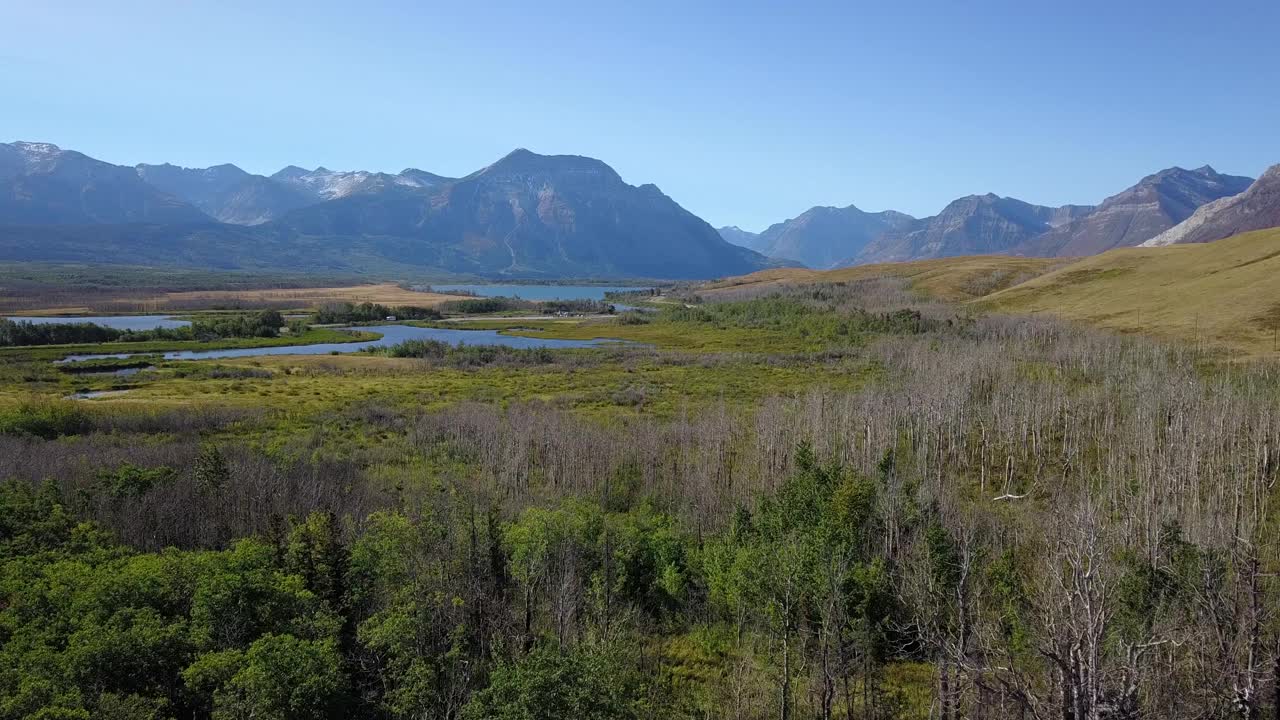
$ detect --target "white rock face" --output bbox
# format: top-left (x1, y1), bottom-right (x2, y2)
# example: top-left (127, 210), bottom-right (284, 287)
top-left (1141, 194), bottom-right (1236, 247)
top-left (13, 141), bottom-right (62, 160)
top-left (1141, 164), bottom-right (1280, 247)
top-left (278, 167), bottom-right (447, 200)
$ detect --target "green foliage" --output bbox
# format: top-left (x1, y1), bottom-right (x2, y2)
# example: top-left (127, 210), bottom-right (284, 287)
top-left (347, 508), bottom-right (501, 717)
top-left (1111, 522), bottom-right (1200, 645)
top-left (189, 309), bottom-right (285, 340)
top-left (0, 484), bottom-right (343, 720)
top-left (193, 445), bottom-right (230, 494)
top-left (0, 310), bottom-right (288, 349)
top-left (504, 500), bottom-right (692, 635)
top-left (313, 302), bottom-right (441, 324)
top-left (703, 446), bottom-right (899, 695)
top-left (440, 297), bottom-right (528, 314)
top-left (0, 399), bottom-right (89, 439)
top-left (616, 311), bottom-right (651, 325)
top-left (377, 338), bottom-right (557, 366)
top-left (282, 511), bottom-right (347, 609)
top-left (94, 464), bottom-right (176, 499)
top-left (462, 644), bottom-right (665, 720)
top-left (984, 549), bottom-right (1032, 654)
top-left (924, 520), bottom-right (962, 591)
top-left (0, 480), bottom-right (91, 558)
top-left (203, 634), bottom-right (348, 720)
top-left (0, 318), bottom-right (121, 347)
top-left (657, 295), bottom-right (940, 347)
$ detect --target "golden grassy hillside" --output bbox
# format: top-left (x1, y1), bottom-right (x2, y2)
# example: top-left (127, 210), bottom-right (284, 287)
top-left (705, 255), bottom-right (1065, 302)
top-left (708, 228), bottom-right (1280, 356)
top-left (980, 227), bottom-right (1280, 356)
top-left (156, 283), bottom-right (466, 308)
top-left (10, 283), bottom-right (468, 315)
top-left (977, 226), bottom-right (1280, 356)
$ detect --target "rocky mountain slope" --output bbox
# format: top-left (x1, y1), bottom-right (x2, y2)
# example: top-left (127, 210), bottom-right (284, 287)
top-left (1015, 166), bottom-right (1252, 256)
top-left (732, 166), bottom-right (1252, 267)
top-left (2, 139), bottom-right (1268, 277)
top-left (1141, 164), bottom-right (1280, 247)
top-left (0, 143), bottom-right (775, 279)
top-left (271, 149), bottom-right (770, 278)
top-left (717, 226), bottom-right (762, 251)
top-left (741, 205), bottom-right (920, 269)
top-left (136, 162), bottom-right (315, 225)
top-left (136, 162), bottom-right (457, 225)
top-left (0, 141), bottom-right (211, 225)
top-left (847, 194), bottom-right (1091, 264)
top-left (270, 165), bottom-right (453, 203)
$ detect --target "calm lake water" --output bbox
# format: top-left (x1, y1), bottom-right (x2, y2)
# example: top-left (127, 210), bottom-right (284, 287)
top-left (56, 325), bottom-right (623, 363)
top-left (6, 315), bottom-right (190, 331)
top-left (429, 284), bottom-right (650, 301)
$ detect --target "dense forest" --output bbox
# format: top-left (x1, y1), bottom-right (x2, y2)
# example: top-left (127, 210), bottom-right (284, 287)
top-left (2, 280), bottom-right (1279, 719)
top-left (0, 311), bottom-right (288, 348)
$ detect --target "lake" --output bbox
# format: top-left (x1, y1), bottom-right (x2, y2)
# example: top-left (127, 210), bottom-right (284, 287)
top-left (6, 315), bottom-right (190, 331)
top-left (55, 324), bottom-right (625, 363)
top-left (428, 284), bottom-right (651, 301)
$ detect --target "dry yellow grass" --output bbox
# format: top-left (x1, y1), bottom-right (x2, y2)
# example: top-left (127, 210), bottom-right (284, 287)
top-left (160, 283), bottom-right (465, 307)
top-left (705, 255), bottom-right (1064, 302)
top-left (981, 227), bottom-right (1280, 357)
top-left (705, 229), bottom-right (1280, 357)
top-left (14, 283), bottom-right (468, 315)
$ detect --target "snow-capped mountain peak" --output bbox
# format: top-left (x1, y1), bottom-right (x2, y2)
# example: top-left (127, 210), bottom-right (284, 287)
top-left (12, 141), bottom-right (64, 166)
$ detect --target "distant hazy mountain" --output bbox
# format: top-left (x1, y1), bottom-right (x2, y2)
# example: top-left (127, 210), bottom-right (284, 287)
top-left (272, 149), bottom-right (772, 278)
top-left (136, 162), bottom-right (457, 225)
top-left (718, 225), bottom-right (762, 251)
top-left (725, 166), bottom-right (1251, 267)
top-left (0, 143), bottom-right (776, 279)
top-left (1016, 166), bottom-right (1253, 257)
top-left (270, 165), bottom-right (454, 203)
top-left (2, 139), bottom-right (1263, 277)
top-left (1142, 164), bottom-right (1280, 247)
top-left (0, 141), bottom-right (211, 225)
top-left (847, 195), bottom-right (1090, 265)
top-left (740, 205), bottom-right (919, 269)
top-left (136, 163), bottom-right (314, 225)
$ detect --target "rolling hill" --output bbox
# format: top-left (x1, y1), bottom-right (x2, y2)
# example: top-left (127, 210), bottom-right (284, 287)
top-left (702, 254), bottom-right (1064, 302)
top-left (982, 227), bottom-right (1280, 355)
top-left (709, 227), bottom-right (1280, 356)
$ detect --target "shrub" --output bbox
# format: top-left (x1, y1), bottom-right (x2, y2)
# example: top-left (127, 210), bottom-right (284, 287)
top-left (0, 399), bottom-right (90, 439)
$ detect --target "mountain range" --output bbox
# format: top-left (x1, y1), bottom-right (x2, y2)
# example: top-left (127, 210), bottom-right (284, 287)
top-left (1141, 164), bottom-right (1280, 247)
top-left (720, 165), bottom-right (1263, 268)
top-left (2, 139), bottom-right (1277, 278)
top-left (0, 142), bottom-right (211, 226)
top-left (735, 206), bottom-right (920, 269)
top-left (1015, 166), bottom-right (1253, 257)
top-left (848, 195), bottom-right (1094, 265)
top-left (0, 142), bottom-right (776, 279)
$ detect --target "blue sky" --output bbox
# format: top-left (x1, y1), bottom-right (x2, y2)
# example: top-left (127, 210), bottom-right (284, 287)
top-left (3, 0), bottom-right (1278, 230)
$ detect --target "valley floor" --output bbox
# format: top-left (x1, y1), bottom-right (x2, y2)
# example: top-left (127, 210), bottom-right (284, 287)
top-left (2, 263), bottom-right (1280, 720)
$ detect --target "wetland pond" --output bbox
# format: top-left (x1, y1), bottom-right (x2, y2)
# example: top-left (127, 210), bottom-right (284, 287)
top-left (6, 315), bottom-right (191, 331)
top-left (52, 324), bottom-right (626, 363)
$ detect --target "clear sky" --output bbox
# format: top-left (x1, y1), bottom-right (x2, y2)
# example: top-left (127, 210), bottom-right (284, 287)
top-left (3, 0), bottom-right (1278, 231)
